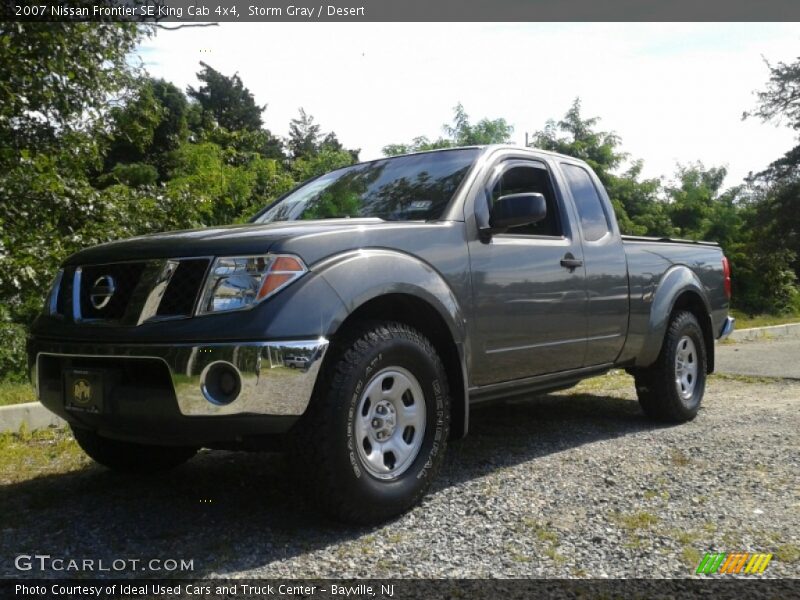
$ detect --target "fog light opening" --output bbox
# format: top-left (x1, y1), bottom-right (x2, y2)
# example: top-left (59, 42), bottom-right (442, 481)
top-left (200, 361), bottom-right (242, 406)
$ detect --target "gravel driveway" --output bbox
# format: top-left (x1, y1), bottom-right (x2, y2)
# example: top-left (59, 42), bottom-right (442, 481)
top-left (2, 354), bottom-right (798, 579)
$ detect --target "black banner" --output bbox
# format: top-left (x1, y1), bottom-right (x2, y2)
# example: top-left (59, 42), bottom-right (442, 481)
top-left (2, 579), bottom-right (800, 600)
top-left (3, 0), bottom-right (800, 22)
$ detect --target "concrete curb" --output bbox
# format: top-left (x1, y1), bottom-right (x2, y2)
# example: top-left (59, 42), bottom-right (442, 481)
top-left (728, 322), bottom-right (800, 342)
top-left (0, 402), bottom-right (64, 433)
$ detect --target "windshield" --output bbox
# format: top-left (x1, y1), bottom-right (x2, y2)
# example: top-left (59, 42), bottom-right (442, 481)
top-left (254, 148), bottom-right (479, 223)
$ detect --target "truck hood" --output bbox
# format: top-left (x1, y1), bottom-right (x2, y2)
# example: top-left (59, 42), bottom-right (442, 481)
top-left (64, 219), bottom-right (408, 266)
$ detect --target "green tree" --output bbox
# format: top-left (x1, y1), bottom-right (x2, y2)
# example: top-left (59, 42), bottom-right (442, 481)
top-left (101, 79), bottom-right (164, 180)
top-left (744, 55), bottom-right (800, 278)
top-left (530, 98), bottom-right (625, 183)
top-left (666, 163), bottom-right (730, 238)
top-left (203, 127), bottom-right (285, 160)
top-left (165, 141), bottom-right (293, 224)
top-left (292, 147), bottom-right (358, 181)
top-left (186, 64), bottom-right (284, 159)
top-left (287, 108), bottom-right (322, 159)
top-left (612, 161), bottom-right (674, 237)
top-left (101, 78), bottom-right (194, 185)
top-left (150, 79), bottom-right (191, 159)
top-left (664, 162), bottom-right (797, 314)
top-left (531, 98), bottom-right (672, 237)
top-left (0, 23), bottom-right (148, 166)
top-left (383, 103), bottom-right (512, 155)
top-left (286, 108), bottom-right (359, 170)
top-left (187, 62), bottom-right (265, 132)
top-left (745, 56), bottom-right (800, 133)
top-left (736, 54), bottom-right (800, 313)
top-left (383, 136), bottom-right (453, 156)
top-left (320, 131), bottom-right (360, 162)
top-left (446, 103), bottom-right (513, 145)
top-left (0, 23), bottom-right (151, 379)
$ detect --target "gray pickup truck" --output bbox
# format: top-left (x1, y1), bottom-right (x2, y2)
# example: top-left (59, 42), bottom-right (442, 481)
top-left (28, 145), bottom-right (733, 523)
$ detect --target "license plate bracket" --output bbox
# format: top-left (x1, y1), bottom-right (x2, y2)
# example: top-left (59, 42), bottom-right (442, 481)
top-left (63, 369), bottom-right (105, 413)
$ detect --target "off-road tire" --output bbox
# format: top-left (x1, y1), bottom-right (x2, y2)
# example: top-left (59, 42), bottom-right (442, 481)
top-left (292, 321), bottom-right (451, 524)
top-left (634, 310), bottom-right (707, 423)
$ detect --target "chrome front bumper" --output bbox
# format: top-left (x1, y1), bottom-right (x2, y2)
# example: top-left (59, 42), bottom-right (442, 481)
top-left (718, 316), bottom-right (735, 340)
top-left (32, 338), bottom-right (329, 417)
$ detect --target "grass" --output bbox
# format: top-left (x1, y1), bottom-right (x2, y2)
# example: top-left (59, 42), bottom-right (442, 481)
top-left (0, 381), bottom-right (36, 406)
top-left (776, 544), bottom-right (800, 564)
top-left (521, 517), bottom-right (559, 543)
top-left (710, 373), bottom-right (784, 385)
top-left (681, 546), bottom-right (703, 568)
top-left (568, 369), bottom-right (632, 394)
top-left (523, 518), bottom-right (558, 544)
top-left (611, 510), bottom-right (660, 531)
top-left (669, 448), bottom-right (692, 467)
top-left (0, 427), bottom-right (88, 484)
top-left (674, 530), bottom-right (700, 545)
top-left (730, 309), bottom-right (800, 330)
top-left (507, 546), bottom-right (532, 563)
top-left (623, 537), bottom-right (644, 550)
top-left (544, 547), bottom-right (566, 564)
top-left (520, 518), bottom-right (562, 565)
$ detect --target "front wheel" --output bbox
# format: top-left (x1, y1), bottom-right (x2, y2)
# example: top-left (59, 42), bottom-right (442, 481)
top-left (292, 322), bottom-right (451, 524)
top-left (634, 310), bottom-right (708, 423)
top-left (71, 426), bottom-right (197, 473)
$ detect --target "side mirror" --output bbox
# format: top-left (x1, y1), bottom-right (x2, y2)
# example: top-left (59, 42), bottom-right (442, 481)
top-left (489, 193), bottom-right (547, 231)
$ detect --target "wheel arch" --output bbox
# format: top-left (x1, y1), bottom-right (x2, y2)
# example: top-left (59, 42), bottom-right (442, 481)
top-left (636, 265), bottom-right (715, 373)
top-left (315, 249), bottom-right (469, 439)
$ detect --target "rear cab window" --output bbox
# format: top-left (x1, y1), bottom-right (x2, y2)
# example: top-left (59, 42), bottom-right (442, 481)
top-left (561, 163), bottom-right (611, 242)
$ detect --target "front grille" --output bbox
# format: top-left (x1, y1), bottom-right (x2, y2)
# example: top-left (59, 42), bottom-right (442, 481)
top-left (157, 259), bottom-right (209, 317)
top-left (56, 266), bottom-right (74, 317)
top-left (80, 262), bottom-right (147, 320)
top-left (54, 258), bottom-right (210, 324)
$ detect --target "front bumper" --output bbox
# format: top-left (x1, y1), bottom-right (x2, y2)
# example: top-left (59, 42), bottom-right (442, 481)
top-left (28, 337), bottom-right (328, 438)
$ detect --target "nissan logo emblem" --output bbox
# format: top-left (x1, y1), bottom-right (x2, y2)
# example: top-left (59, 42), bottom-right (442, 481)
top-left (89, 275), bottom-right (116, 310)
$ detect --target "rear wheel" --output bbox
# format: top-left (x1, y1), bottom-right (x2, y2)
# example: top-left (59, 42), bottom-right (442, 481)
top-left (292, 321), bottom-right (450, 524)
top-left (71, 426), bottom-right (197, 473)
top-left (634, 310), bottom-right (707, 423)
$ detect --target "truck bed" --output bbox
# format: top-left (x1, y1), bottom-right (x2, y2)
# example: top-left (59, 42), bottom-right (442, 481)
top-left (621, 235), bottom-right (720, 247)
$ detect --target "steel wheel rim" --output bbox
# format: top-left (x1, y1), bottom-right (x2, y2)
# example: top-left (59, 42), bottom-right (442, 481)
top-left (675, 335), bottom-right (699, 402)
top-left (354, 366), bottom-right (427, 480)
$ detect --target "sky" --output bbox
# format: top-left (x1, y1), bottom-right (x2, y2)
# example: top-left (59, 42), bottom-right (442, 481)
top-left (139, 23), bottom-right (800, 188)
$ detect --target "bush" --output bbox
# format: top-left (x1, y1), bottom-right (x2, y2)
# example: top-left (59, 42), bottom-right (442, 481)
top-left (98, 162), bottom-right (159, 188)
top-left (731, 246), bottom-right (799, 315)
top-left (0, 322), bottom-right (28, 383)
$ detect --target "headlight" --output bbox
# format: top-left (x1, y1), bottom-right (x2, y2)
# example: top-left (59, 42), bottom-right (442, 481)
top-left (197, 254), bottom-right (307, 315)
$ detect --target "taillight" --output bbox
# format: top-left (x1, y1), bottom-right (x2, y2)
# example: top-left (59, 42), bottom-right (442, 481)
top-left (722, 256), bottom-right (731, 299)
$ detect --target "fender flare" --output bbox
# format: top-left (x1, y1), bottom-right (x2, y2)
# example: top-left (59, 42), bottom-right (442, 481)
top-left (635, 265), bottom-right (713, 369)
top-left (314, 248), bottom-right (470, 436)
